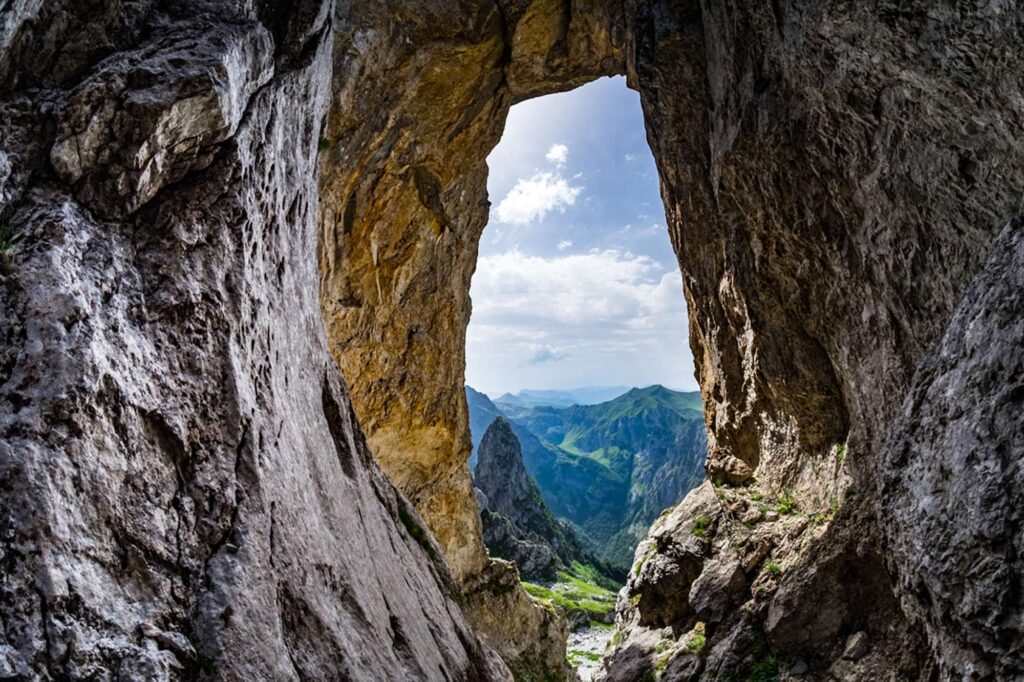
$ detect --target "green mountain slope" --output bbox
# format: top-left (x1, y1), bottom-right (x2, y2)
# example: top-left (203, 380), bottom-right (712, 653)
top-left (467, 385), bottom-right (708, 567)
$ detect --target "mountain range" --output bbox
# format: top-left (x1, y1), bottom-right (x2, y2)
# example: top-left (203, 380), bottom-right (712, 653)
top-left (493, 386), bottom-right (631, 410)
top-left (466, 385), bottom-right (708, 567)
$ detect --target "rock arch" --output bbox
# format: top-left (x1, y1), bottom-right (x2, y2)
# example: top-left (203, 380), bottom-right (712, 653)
top-left (0, 0), bottom-right (1021, 680)
top-left (320, 0), bottom-right (1024, 678)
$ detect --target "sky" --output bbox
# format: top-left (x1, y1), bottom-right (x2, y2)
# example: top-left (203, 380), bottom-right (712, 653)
top-left (465, 76), bottom-right (698, 397)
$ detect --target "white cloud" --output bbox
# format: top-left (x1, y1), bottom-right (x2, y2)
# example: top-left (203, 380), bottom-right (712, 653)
top-left (494, 172), bottom-right (583, 225)
top-left (527, 345), bottom-right (569, 365)
top-left (466, 249), bottom-right (693, 394)
top-left (557, 240), bottom-right (573, 251)
top-left (470, 249), bottom-right (681, 326)
top-left (546, 143), bottom-right (569, 166)
top-left (624, 153), bottom-right (637, 162)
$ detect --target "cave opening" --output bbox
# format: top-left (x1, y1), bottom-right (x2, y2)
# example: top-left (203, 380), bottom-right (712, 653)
top-left (464, 77), bottom-right (709, 677)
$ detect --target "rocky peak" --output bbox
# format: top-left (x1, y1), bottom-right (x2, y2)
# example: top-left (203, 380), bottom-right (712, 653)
top-left (475, 418), bottom-right (538, 520)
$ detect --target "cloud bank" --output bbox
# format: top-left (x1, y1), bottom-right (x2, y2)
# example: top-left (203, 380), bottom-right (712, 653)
top-left (467, 249), bottom-right (691, 392)
top-left (494, 172), bottom-right (583, 225)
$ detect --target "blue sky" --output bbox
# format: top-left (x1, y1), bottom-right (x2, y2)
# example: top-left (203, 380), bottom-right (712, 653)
top-left (465, 76), bottom-right (697, 396)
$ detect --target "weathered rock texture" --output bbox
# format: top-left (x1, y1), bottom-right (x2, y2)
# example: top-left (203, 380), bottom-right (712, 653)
top-left (319, 0), bottom-right (626, 585)
top-left (461, 559), bottom-right (579, 682)
top-left (318, 1), bottom-right (1024, 681)
top-left (0, 2), bottom-right (509, 680)
top-left (2, 1), bottom-right (1022, 681)
top-left (318, 2), bottom-right (625, 674)
top-left (596, 2), bottom-right (1024, 679)
top-left (879, 213), bottom-right (1024, 679)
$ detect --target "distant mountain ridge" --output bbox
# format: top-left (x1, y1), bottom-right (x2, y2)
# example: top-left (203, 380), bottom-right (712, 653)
top-left (466, 384), bottom-right (708, 567)
top-left (494, 386), bottom-right (631, 409)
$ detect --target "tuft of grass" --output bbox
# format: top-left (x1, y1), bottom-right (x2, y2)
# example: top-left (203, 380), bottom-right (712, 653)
top-left (398, 506), bottom-right (438, 561)
top-left (684, 622), bottom-right (707, 656)
top-left (317, 136), bottom-right (331, 151)
top-left (835, 442), bottom-right (847, 467)
top-left (775, 490), bottom-right (798, 515)
top-left (568, 648), bottom-right (602, 663)
top-left (747, 640), bottom-right (781, 682)
top-left (634, 544), bottom-right (656, 574)
top-left (691, 515), bottom-right (712, 538)
top-left (0, 224), bottom-right (22, 255)
top-left (751, 492), bottom-right (763, 502)
top-left (764, 561), bottom-right (782, 576)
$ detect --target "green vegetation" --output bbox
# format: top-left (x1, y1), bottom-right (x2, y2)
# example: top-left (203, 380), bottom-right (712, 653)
top-left (398, 506), bottom-right (438, 561)
top-left (686, 631), bottom-right (706, 654)
top-left (522, 565), bottom-right (619, 622)
top-left (317, 136), bottom-right (331, 151)
top-left (764, 561), bottom-right (782, 576)
top-left (835, 442), bottom-right (847, 466)
top-left (567, 649), bottom-right (602, 663)
top-left (0, 224), bottom-right (22, 256)
top-left (570, 560), bottom-right (621, 592)
top-left (746, 636), bottom-right (781, 682)
top-left (476, 384), bottom-right (707, 567)
top-left (775, 490), bottom-right (798, 515)
top-left (692, 514), bottom-right (713, 538)
top-left (634, 544), bottom-right (656, 574)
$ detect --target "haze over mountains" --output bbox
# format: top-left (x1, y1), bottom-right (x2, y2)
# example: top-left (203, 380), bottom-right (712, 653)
top-left (494, 387), bottom-right (632, 409)
top-left (467, 385), bottom-right (708, 567)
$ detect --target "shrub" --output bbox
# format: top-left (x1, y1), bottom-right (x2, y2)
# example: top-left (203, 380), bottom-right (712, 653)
top-left (692, 515), bottom-right (712, 537)
top-left (398, 506), bottom-right (438, 561)
top-left (0, 224), bottom-right (22, 255)
top-left (835, 442), bottom-right (847, 466)
top-left (775, 490), bottom-right (798, 515)
top-left (764, 561), bottom-right (782, 576)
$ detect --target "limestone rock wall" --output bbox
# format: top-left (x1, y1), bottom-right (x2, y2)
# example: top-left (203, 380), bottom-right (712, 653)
top-left (0, 2), bottom-right (508, 680)
top-left (320, 0), bottom-right (1024, 680)
top-left (318, 4), bottom-right (623, 677)
top-left (879, 212), bottom-right (1023, 679)
top-left (600, 2), bottom-right (1024, 679)
top-left (2, 1), bottom-right (1021, 681)
top-left (318, 0), bottom-right (626, 584)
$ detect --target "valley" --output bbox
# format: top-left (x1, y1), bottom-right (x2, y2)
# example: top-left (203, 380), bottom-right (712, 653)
top-left (468, 385), bottom-right (708, 568)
